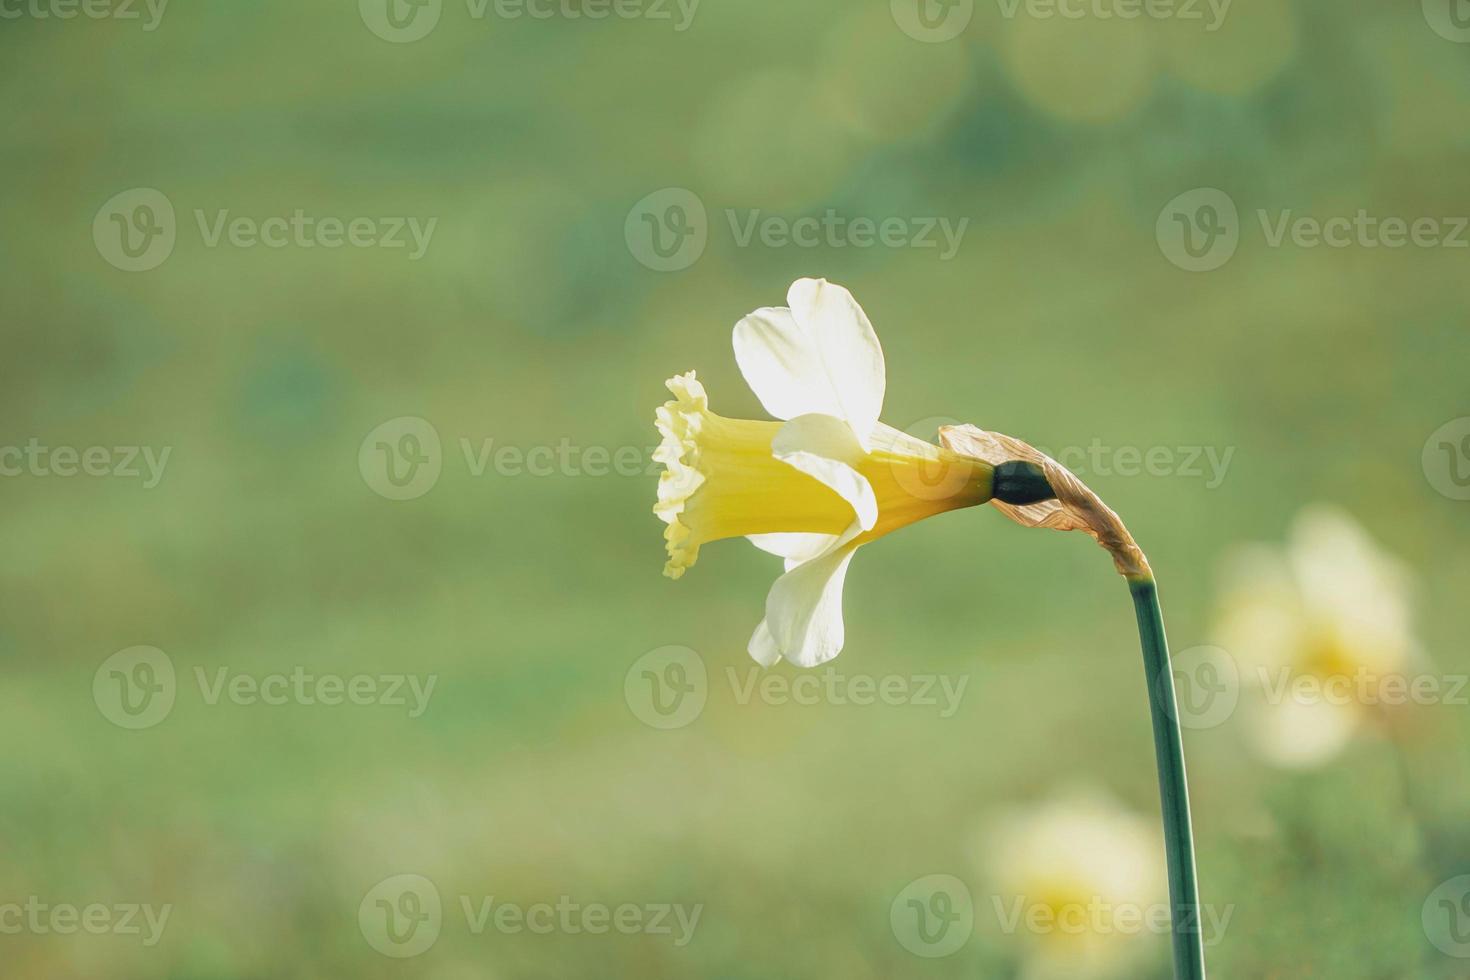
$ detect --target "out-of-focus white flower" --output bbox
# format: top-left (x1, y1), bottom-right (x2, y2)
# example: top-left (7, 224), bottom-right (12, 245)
top-left (1213, 505), bottom-right (1418, 768)
top-left (979, 788), bottom-right (1166, 980)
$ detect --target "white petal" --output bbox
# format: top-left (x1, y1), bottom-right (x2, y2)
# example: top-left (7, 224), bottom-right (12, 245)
top-left (1252, 697), bottom-right (1358, 769)
top-left (747, 532), bottom-right (845, 567)
top-left (1288, 505), bottom-right (1413, 671)
top-left (748, 521), bottom-right (864, 571)
top-left (763, 542), bottom-right (862, 668)
top-left (747, 619), bottom-right (783, 667)
top-left (731, 278), bottom-right (885, 446)
top-left (1213, 545), bottom-right (1303, 674)
top-left (787, 278), bottom-right (885, 441)
top-left (771, 414), bottom-right (878, 532)
top-left (732, 307), bottom-right (832, 420)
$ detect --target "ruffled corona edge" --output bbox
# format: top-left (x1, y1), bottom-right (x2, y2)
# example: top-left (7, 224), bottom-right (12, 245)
top-left (652, 371), bottom-right (707, 579)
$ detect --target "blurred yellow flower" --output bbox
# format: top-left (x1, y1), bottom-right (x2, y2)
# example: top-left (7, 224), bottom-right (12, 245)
top-left (1212, 505), bottom-right (1418, 768)
top-left (653, 278), bottom-right (992, 668)
top-left (979, 789), bottom-right (1167, 980)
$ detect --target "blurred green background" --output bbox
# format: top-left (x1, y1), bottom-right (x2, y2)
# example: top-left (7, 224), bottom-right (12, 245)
top-left (3, 0), bottom-right (1470, 976)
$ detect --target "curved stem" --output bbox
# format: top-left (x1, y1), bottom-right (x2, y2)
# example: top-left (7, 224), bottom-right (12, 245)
top-left (1128, 575), bottom-right (1206, 980)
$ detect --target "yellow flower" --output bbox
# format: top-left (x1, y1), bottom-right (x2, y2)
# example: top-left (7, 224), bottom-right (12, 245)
top-left (980, 789), bottom-right (1166, 980)
top-left (653, 278), bottom-right (993, 667)
top-left (1212, 505), bottom-right (1417, 768)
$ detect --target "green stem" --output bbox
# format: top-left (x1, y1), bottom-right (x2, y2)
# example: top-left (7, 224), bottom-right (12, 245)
top-left (1128, 574), bottom-right (1206, 980)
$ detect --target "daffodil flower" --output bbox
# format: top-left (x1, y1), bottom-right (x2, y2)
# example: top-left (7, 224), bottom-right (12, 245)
top-left (653, 277), bottom-right (995, 667)
top-left (654, 278), bottom-right (1208, 978)
top-left (981, 789), bottom-right (1166, 980)
top-left (1213, 505), bottom-right (1418, 767)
